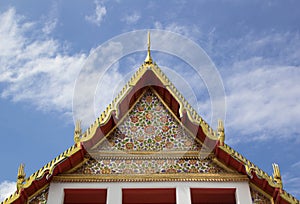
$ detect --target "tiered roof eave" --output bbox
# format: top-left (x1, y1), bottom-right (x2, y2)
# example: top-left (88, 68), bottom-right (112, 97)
top-left (2, 42), bottom-right (299, 204)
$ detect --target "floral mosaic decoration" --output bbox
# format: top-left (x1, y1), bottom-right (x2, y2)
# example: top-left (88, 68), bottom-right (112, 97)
top-left (75, 157), bottom-right (225, 175)
top-left (250, 187), bottom-right (271, 204)
top-left (72, 90), bottom-right (227, 176)
top-left (28, 186), bottom-right (49, 204)
top-left (96, 90), bottom-right (203, 152)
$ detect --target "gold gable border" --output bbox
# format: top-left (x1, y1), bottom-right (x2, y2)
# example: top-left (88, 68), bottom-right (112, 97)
top-left (2, 144), bottom-right (82, 204)
top-left (3, 49), bottom-right (300, 203)
top-left (221, 144), bottom-right (299, 203)
top-left (53, 173), bottom-right (248, 183)
top-left (92, 88), bottom-right (207, 153)
top-left (75, 62), bottom-right (298, 203)
top-left (78, 62), bottom-right (216, 145)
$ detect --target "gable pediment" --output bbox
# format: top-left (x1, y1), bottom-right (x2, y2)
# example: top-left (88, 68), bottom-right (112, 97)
top-left (57, 89), bottom-right (242, 181)
top-left (94, 89), bottom-right (202, 152)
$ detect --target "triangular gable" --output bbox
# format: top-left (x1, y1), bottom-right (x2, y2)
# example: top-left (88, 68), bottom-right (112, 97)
top-left (57, 89), bottom-right (238, 180)
top-left (3, 45), bottom-right (299, 204)
top-left (95, 89), bottom-right (203, 152)
top-left (78, 62), bottom-right (218, 151)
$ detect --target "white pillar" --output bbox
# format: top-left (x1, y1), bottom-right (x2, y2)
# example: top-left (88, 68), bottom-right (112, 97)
top-left (235, 183), bottom-right (252, 204)
top-left (107, 185), bottom-right (122, 204)
top-left (47, 183), bottom-right (64, 204)
top-left (176, 185), bottom-right (191, 204)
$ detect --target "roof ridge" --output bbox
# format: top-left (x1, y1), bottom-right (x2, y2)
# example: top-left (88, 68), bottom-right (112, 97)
top-left (79, 62), bottom-right (218, 144)
top-left (219, 144), bottom-right (299, 202)
top-left (2, 144), bottom-right (82, 204)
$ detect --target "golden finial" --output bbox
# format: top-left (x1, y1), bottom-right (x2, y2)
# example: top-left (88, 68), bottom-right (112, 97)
top-left (144, 31), bottom-right (153, 64)
top-left (217, 119), bottom-right (225, 146)
top-left (74, 120), bottom-right (82, 143)
top-left (272, 163), bottom-right (283, 189)
top-left (17, 163), bottom-right (25, 191)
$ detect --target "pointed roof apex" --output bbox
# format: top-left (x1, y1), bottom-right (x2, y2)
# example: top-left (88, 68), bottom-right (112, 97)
top-left (144, 31), bottom-right (153, 64)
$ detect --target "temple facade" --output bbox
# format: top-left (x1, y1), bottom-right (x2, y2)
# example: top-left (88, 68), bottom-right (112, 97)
top-left (2, 34), bottom-right (299, 204)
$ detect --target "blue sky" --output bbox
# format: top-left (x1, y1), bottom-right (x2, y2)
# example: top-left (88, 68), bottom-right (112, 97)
top-left (0, 0), bottom-right (300, 201)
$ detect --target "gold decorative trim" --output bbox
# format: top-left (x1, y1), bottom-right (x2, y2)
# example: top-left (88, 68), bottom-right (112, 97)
top-left (280, 191), bottom-right (300, 204)
top-left (219, 143), bottom-right (299, 203)
top-left (212, 158), bottom-right (236, 173)
top-left (2, 144), bottom-right (82, 204)
top-left (90, 89), bottom-right (148, 149)
top-left (90, 87), bottom-right (213, 154)
top-left (64, 157), bottom-right (90, 174)
top-left (144, 31), bottom-right (153, 64)
top-left (27, 184), bottom-right (49, 203)
top-left (249, 183), bottom-right (274, 204)
top-left (79, 59), bottom-right (218, 144)
top-left (219, 144), bottom-right (278, 187)
top-left (152, 88), bottom-right (214, 145)
top-left (3, 37), bottom-right (299, 204)
top-left (53, 173), bottom-right (249, 183)
top-left (88, 151), bottom-right (214, 159)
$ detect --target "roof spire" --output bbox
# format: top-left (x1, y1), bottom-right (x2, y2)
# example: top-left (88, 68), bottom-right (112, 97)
top-left (272, 163), bottom-right (283, 189)
top-left (74, 120), bottom-right (82, 144)
top-left (217, 119), bottom-right (225, 146)
top-left (144, 31), bottom-right (153, 64)
top-left (17, 163), bottom-right (25, 192)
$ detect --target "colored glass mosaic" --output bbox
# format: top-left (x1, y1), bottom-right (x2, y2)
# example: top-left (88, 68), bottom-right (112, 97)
top-left (28, 186), bottom-right (49, 204)
top-left (250, 187), bottom-right (271, 204)
top-left (96, 90), bottom-right (202, 152)
top-left (75, 157), bottom-right (225, 175)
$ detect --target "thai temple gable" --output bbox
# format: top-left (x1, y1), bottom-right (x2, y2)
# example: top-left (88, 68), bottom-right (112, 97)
top-left (94, 89), bottom-right (205, 152)
top-left (58, 88), bottom-right (239, 179)
top-left (2, 33), bottom-right (299, 204)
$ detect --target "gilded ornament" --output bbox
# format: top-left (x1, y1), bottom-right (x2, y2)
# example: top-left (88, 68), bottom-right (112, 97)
top-left (74, 120), bottom-right (82, 144)
top-left (16, 163), bottom-right (25, 192)
top-left (144, 31), bottom-right (153, 64)
top-left (272, 163), bottom-right (283, 189)
top-left (218, 119), bottom-right (225, 146)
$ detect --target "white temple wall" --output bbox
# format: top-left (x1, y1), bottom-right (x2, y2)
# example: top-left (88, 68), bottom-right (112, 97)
top-left (47, 181), bottom-right (252, 204)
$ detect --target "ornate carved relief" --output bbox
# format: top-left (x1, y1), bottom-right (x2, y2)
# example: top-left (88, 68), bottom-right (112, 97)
top-left (96, 90), bottom-right (203, 152)
top-left (70, 90), bottom-right (230, 177)
top-left (250, 186), bottom-right (272, 204)
top-left (73, 156), bottom-right (226, 175)
top-left (28, 186), bottom-right (49, 204)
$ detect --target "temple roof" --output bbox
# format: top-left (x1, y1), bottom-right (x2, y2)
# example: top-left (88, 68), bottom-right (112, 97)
top-left (2, 34), bottom-right (299, 204)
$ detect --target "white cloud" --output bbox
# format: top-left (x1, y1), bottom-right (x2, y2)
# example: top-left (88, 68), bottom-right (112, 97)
top-left (154, 21), bottom-right (201, 41)
top-left (292, 161), bottom-right (300, 168)
top-left (152, 22), bottom-right (300, 144)
top-left (85, 1), bottom-right (107, 26)
top-left (0, 8), bottom-right (86, 118)
top-left (0, 181), bottom-right (16, 202)
top-left (42, 18), bottom-right (57, 35)
top-left (225, 64), bottom-right (300, 144)
top-left (282, 172), bottom-right (300, 199)
top-left (0, 7), bottom-right (128, 129)
top-left (1, 7), bottom-right (300, 146)
top-left (42, 2), bottom-right (59, 35)
top-left (217, 32), bottom-right (300, 144)
top-left (122, 12), bottom-right (140, 24)
top-left (73, 41), bottom-right (125, 127)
